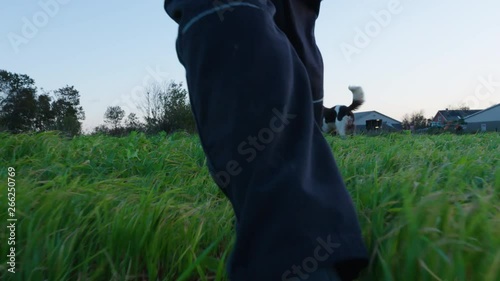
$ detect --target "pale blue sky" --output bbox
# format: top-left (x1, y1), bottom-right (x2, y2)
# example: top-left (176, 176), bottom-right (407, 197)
top-left (1, 0), bottom-right (499, 132)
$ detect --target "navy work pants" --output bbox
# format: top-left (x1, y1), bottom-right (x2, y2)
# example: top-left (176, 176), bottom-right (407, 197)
top-left (163, 1), bottom-right (368, 280)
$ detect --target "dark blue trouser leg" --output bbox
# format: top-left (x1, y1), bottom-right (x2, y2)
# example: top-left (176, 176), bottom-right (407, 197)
top-left (164, 1), bottom-right (368, 280)
top-left (271, 0), bottom-right (325, 127)
top-left (308, 267), bottom-right (342, 281)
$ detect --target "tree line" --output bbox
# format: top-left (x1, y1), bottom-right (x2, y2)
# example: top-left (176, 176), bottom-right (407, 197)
top-left (0, 69), bottom-right (196, 136)
top-left (401, 105), bottom-right (470, 132)
top-left (0, 70), bottom-right (84, 135)
top-left (95, 81), bottom-right (196, 136)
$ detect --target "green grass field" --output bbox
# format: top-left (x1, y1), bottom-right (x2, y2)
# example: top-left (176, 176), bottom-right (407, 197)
top-left (0, 132), bottom-right (499, 281)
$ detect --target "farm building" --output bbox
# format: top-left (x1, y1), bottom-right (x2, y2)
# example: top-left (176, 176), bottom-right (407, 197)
top-left (353, 111), bottom-right (402, 133)
top-left (463, 103), bottom-right (500, 132)
top-left (430, 109), bottom-right (482, 128)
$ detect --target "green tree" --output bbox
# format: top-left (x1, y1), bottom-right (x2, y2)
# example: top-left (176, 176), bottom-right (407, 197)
top-left (402, 110), bottom-right (428, 130)
top-left (104, 106), bottom-right (125, 129)
top-left (125, 112), bottom-right (142, 132)
top-left (141, 81), bottom-right (195, 134)
top-left (34, 93), bottom-right (55, 132)
top-left (92, 124), bottom-right (110, 135)
top-left (0, 70), bottom-right (38, 132)
top-left (52, 86), bottom-right (85, 136)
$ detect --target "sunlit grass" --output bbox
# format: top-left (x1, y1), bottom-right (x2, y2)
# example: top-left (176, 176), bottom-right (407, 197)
top-left (0, 131), bottom-right (498, 281)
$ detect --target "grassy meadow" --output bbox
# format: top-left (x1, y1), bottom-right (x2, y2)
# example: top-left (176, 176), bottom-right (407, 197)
top-left (0, 131), bottom-right (499, 281)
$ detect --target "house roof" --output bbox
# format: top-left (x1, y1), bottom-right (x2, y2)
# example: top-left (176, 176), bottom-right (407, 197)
top-left (384, 122), bottom-right (403, 130)
top-left (353, 111), bottom-right (372, 120)
top-left (354, 111), bottom-right (401, 124)
top-left (437, 109), bottom-right (482, 121)
top-left (464, 103), bottom-right (500, 120)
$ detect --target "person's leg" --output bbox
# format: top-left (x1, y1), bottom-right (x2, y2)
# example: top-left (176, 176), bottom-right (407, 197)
top-left (164, 1), bottom-right (368, 280)
top-left (271, 2), bottom-right (368, 279)
top-left (271, 0), bottom-right (324, 127)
